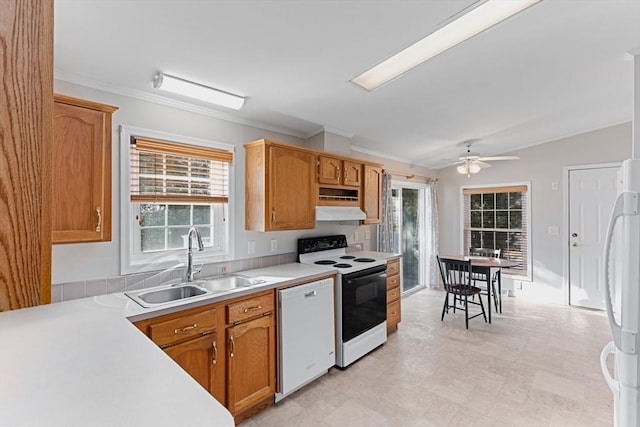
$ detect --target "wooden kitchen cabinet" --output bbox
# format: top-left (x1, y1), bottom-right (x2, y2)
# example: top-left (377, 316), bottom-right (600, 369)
top-left (245, 139), bottom-right (317, 231)
top-left (52, 94), bottom-right (118, 244)
top-left (362, 164), bottom-right (382, 224)
top-left (225, 291), bottom-right (276, 422)
top-left (0, 0), bottom-right (53, 311)
top-left (318, 155), bottom-right (361, 187)
top-left (134, 306), bottom-right (224, 403)
top-left (164, 333), bottom-right (219, 392)
top-left (386, 257), bottom-right (401, 333)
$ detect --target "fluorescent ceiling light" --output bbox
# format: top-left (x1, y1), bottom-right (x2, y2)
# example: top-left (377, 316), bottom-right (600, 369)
top-left (351, 0), bottom-right (541, 91)
top-left (153, 73), bottom-right (245, 110)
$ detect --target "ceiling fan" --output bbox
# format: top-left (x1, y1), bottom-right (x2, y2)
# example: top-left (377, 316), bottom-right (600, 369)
top-left (455, 141), bottom-right (520, 177)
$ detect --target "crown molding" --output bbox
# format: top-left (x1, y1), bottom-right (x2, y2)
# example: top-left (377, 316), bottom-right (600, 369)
top-left (54, 70), bottom-right (309, 139)
top-left (350, 144), bottom-right (416, 164)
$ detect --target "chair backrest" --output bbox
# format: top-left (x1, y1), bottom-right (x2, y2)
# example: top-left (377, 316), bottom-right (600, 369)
top-left (469, 247), bottom-right (501, 258)
top-left (437, 256), bottom-right (472, 290)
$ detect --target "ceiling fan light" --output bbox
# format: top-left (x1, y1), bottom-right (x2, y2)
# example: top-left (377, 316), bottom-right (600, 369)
top-left (153, 72), bottom-right (245, 110)
top-left (469, 163), bottom-right (481, 174)
top-left (457, 164), bottom-right (468, 174)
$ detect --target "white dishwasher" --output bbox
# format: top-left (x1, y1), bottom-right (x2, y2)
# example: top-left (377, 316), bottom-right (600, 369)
top-left (276, 277), bottom-right (335, 402)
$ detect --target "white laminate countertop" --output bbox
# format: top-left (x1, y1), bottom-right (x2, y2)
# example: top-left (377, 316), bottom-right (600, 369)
top-left (0, 263), bottom-right (335, 427)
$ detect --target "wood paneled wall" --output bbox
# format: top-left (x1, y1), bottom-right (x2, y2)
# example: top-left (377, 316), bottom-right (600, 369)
top-left (0, 0), bottom-right (53, 311)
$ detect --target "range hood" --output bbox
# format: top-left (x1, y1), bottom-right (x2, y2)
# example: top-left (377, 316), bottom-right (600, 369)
top-left (315, 206), bottom-right (366, 221)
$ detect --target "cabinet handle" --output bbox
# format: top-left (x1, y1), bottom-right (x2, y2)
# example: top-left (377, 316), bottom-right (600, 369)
top-left (243, 305), bottom-right (262, 313)
top-left (229, 336), bottom-right (235, 358)
top-left (271, 209), bottom-right (276, 225)
top-left (212, 341), bottom-right (217, 365)
top-left (336, 166), bottom-right (341, 182)
top-left (96, 207), bottom-right (102, 232)
top-left (174, 323), bottom-right (198, 334)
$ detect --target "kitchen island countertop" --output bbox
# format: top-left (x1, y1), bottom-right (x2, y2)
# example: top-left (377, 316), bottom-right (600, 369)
top-left (0, 262), bottom-right (335, 427)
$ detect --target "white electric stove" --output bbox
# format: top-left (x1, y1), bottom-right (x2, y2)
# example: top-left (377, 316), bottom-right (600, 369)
top-left (298, 235), bottom-right (388, 367)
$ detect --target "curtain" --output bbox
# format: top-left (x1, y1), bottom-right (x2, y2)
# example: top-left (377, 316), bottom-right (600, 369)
top-left (377, 171), bottom-right (394, 252)
top-left (425, 180), bottom-right (440, 288)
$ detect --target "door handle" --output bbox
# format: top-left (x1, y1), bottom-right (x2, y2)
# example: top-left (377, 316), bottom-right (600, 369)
top-left (571, 242), bottom-right (578, 247)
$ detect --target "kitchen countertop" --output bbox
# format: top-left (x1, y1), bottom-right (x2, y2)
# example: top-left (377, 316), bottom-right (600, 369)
top-left (0, 263), bottom-right (335, 427)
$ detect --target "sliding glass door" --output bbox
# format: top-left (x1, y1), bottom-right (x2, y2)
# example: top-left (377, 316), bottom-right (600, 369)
top-left (391, 182), bottom-right (428, 294)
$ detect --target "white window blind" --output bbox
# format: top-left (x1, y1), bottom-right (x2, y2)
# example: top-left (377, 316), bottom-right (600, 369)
top-left (463, 185), bottom-right (529, 277)
top-left (130, 136), bottom-right (232, 204)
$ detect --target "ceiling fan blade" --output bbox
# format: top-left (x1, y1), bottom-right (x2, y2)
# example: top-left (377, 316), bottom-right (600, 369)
top-left (474, 160), bottom-right (492, 168)
top-left (477, 155), bottom-right (520, 161)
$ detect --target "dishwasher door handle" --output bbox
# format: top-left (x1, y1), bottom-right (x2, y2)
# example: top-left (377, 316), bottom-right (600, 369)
top-left (304, 290), bottom-right (317, 298)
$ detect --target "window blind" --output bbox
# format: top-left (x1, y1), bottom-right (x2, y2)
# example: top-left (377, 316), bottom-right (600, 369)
top-left (463, 185), bottom-right (529, 277)
top-left (130, 137), bottom-right (232, 204)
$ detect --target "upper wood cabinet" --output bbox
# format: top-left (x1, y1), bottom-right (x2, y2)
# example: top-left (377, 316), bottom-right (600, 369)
top-left (362, 164), bottom-right (382, 224)
top-left (52, 94), bottom-right (118, 244)
top-left (318, 155), bottom-right (361, 187)
top-left (245, 139), bottom-right (316, 231)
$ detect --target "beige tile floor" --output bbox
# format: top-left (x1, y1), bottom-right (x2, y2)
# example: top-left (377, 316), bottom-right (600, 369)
top-left (245, 288), bottom-right (614, 427)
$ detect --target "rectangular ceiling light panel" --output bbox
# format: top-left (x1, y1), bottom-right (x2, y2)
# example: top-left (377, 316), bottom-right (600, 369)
top-left (351, 0), bottom-right (541, 91)
top-left (154, 72), bottom-right (245, 110)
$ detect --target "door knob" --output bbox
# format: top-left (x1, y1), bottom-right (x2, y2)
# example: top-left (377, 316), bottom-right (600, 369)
top-left (571, 242), bottom-right (578, 247)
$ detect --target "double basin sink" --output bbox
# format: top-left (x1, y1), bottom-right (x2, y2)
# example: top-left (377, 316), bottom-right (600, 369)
top-left (125, 275), bottom-right (268, 308)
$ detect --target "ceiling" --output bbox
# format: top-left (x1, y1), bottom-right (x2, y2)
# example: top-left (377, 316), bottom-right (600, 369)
top-left (54, 0), bottom-right (640, 169)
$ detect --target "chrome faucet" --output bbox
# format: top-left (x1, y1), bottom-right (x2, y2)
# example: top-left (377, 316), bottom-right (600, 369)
top-left (186, 226), bottom-right (205, 282)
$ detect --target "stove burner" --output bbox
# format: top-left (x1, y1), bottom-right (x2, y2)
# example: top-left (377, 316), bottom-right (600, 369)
top-left (354, 258), bottom-right (376, 263)
top-left (340, 255), bottom-right (356, 259)
top-left (314, 260), bottom-right (337, 265)
top-left (334, 263), bottom-right (352, 268)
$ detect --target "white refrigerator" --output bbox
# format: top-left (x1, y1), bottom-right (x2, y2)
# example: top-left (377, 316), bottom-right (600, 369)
top-left (601, 51), bottom-right (640, 427)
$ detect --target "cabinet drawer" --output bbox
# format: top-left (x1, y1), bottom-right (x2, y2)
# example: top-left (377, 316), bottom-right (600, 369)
top-left (387, 300), bottom-right (401, 325)
top-left (387, 286), bottom-right (400, 303)
top-left (149, 308), bottom-right (217, 348)
top-left (227, 292), bottom-right (274, 324)
top-left (387, 259), bottom-right (400, 276)
top-left (387, 274), bottom-right (400, 290)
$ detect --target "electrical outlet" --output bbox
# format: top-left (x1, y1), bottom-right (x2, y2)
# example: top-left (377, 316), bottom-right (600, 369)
top-left (248, 240), bottom-right (256, 255)
top-left (551, 181), bottom-right (559, 191)
top-left (365, 230), bottom-right (371, 240)
top-left (270, 239), bottom-right (278, 252)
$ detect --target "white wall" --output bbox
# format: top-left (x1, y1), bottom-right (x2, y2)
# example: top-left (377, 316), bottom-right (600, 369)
top-left (437, 123), bottom-right (632, 304)
top-left (52, 80), bottom-right (432, 284)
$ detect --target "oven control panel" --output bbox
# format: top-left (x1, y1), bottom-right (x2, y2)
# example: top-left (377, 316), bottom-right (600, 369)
top-left (298, 235), bottom-right (348, 255)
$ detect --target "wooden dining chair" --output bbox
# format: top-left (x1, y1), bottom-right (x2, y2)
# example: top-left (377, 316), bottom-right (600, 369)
top-left (469, 247), bottom-right (501, 311)
top-left (437, 256), bottom-right (487, 329)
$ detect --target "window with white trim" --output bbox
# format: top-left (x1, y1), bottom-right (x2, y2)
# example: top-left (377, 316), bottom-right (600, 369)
top-left (462, 184), bottom-right (531, 279)
top-left (121, 126), bottom-right (233, 274)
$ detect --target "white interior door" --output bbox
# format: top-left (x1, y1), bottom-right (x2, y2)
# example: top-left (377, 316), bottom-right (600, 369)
top-left (568, 166), bottom-right (619, 309)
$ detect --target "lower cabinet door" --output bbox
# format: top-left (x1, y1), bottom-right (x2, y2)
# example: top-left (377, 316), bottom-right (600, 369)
top-left (226, 315), bottom-right (276, 415)
top-left (164, 333), bottom-right (218, 395)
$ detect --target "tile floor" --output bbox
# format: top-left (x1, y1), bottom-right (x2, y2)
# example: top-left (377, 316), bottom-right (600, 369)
top-left (246, 288), bottom-right (614, 427)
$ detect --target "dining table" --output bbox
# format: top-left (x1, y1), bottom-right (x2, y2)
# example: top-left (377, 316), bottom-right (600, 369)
top-left (440, 255), bottom-right (519, 323)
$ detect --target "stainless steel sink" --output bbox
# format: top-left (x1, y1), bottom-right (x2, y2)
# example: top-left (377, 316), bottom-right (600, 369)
top-left (125, 283), bottom-right (213, 308)
top-left (198, 275), bottom-right (267, 292)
